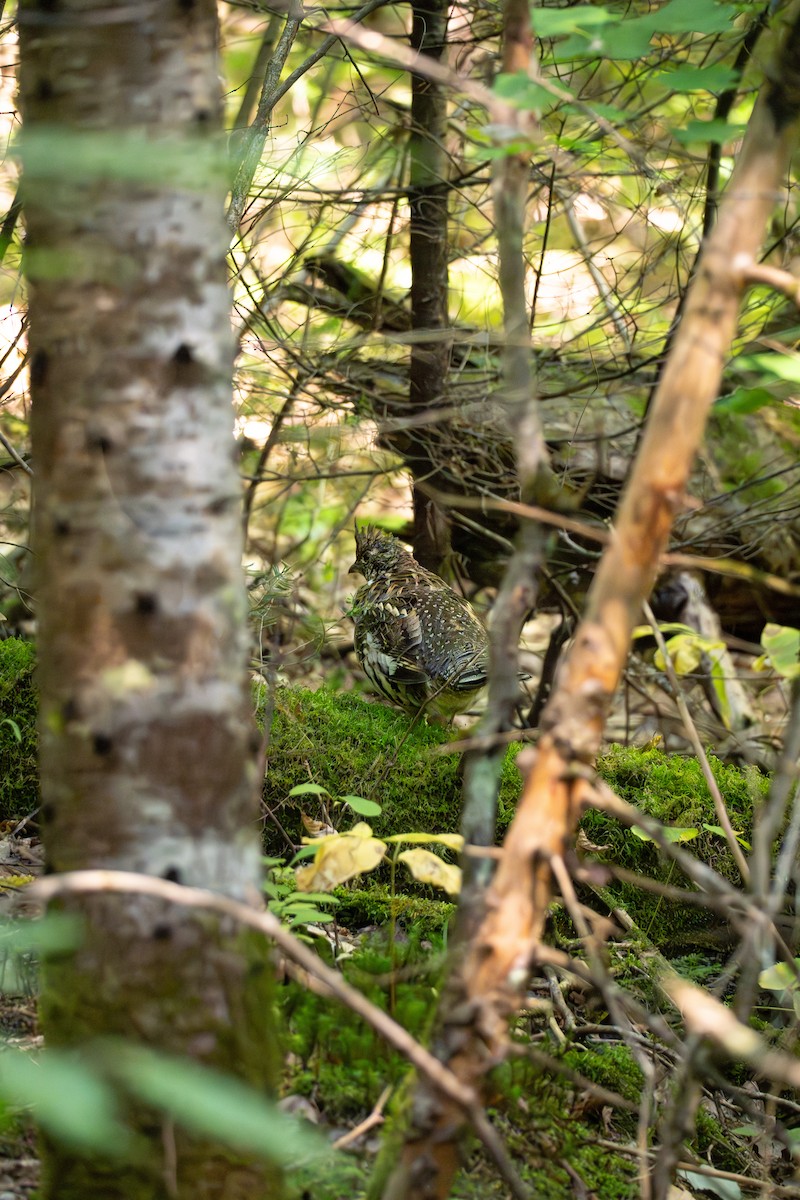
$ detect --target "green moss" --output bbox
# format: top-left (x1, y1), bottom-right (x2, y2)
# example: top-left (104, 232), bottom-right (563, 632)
top-left (0, 638), bottom-right (38, 821)
top-left (578, 743), bottom-right (768, 951)
top-left (259, 685), bottom-right (522, 850)
top-left (562, 1041), bottom-right (644, 1104)
top-left (332, 885), bottom-right (454, 938)
top-left (597, 743), bottom-right (763, 832)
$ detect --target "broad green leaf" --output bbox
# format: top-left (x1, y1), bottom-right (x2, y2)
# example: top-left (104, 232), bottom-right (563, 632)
top-left (493, 73), bottom-right (554, 113)
top-left (714, 387), bottom-right (774, 415)
top-left (747, 352), bottom-right (800, 384)
top-left (673, 120), bottom-right (746, 145)
top-left (702, 825), bottom-right (749, 850)
top-left (340, 795), bottom-right (382, 817)
top-left (0, 1048), bottom-right (132, 1154)
top-left (292, 843), bottom-right (324, 861)
top-left (112, 1046), bottom-right (327, 1164)
top-left (654, 64), bottom-right (739, 92)
top-left (385, 832), bottom-right (464, 850)
top-left (553, 23), bottom-right (653, 62)
top-left (758, 959), bottom-right (800, 992)
top-left (646, 0), bottom-right (732, 34)
top-left (532, 6), bottom-right (614, 36)
top-left (632, 825), bottom-right (698, 843)
top-left (288, 783), bottom-right (331, 798)
top-left (398, 850), bottom-right (462, 895)
top-left (761, 624), bottom-right (800, 679)
top-left (285, 906), bottom-right (335, 926)
top-left (0, 913), bottom-right (84, 957)
top-left (282, 891), bottom-right (339, 906)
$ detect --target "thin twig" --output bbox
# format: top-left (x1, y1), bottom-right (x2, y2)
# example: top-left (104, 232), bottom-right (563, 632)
top-left (642, 599), bottom-right (750, 883)
top-left (228, 0), bottom-right (306, 232)
top-left (331, 1085), bottom-right (391, 1149)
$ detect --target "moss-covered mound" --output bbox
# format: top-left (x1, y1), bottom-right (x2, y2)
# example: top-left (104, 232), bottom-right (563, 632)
top-left (259, 685), bottom-right (522, 849)
top-left (0, 637), bottom-right (37, 821)
top-left (0, 643), bottom-right (772, 956)
top-left (582, 743), bottom-right (768, 947)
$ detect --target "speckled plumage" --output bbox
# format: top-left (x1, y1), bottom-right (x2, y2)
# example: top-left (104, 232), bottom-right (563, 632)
top-left (349, 526), bottom-right (488, 720)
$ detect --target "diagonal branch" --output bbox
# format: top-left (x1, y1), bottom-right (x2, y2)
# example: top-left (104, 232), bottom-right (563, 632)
top-left (373, 4), bottom-right (800, 1198)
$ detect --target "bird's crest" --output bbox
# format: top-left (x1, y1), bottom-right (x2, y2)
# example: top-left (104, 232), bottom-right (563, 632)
top-left (351, 525), bottom-right (408, 580)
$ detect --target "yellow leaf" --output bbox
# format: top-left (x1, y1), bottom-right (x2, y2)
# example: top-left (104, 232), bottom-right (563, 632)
top-left (295, 829), bottom-right (387, 892)
top-left (384, 832), bottom-right (465, 851)
top-left (0, 874), bottom-right (34, 889)
top-left (397, 849), bottom-right (461, 895)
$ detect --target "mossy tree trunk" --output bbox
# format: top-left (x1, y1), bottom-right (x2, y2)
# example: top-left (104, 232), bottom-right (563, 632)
top-left (18, 1), bottom-right (281, 1195)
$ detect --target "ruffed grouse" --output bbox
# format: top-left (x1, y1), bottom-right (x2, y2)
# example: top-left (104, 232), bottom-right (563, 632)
top-left (349, 526), bottom-right (489, 720)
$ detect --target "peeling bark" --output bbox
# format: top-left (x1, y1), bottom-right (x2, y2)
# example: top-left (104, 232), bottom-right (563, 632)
top-left (19, 2), bottom-right (280, 1195)
top-left (376, 3), bottom-right (800, 1196)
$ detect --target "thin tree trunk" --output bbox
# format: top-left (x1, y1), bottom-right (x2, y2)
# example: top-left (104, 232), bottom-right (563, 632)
top-left (18, 2), bottom-right (280, 1195)
top-left (408, 0), bottom-right (451, 571)
top-left (376, 1), bottom-right (547, 1195)
top-left (376, 2), bottom-right (800, 1196)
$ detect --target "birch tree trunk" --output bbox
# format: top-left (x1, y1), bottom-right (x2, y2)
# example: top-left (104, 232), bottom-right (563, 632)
top-left (18, 2), bottom-right (280, 1195)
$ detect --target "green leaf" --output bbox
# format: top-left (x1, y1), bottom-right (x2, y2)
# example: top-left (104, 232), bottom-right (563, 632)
top-left (290, 844), bottom-right (322, 862)
top-left (553, 23), bottom-right (653, 62)
top-left (714, 387), bottom-right (774, 414)
top-left (532, 6), bottom-right (614, 36)
top-left (631, 825), bottom-right (698, 843)
top-left (113, 1046), bottom-right (327, 1164)
top-left (283, 891), bottom-right (339, 906)
top-left (285, 906), bottom-right (335, 926)
top-left (653, 64), bottom-right (739, 92)
top-left (746, 352), bottom-right (800, 384)
top-left (702, 825), bottom-right (749, 850)
top-left (493, 73), bottom-right (555, 113)
top-left (761, 624), bottom-right (800, 679)
top-left (287, 783), bottom-right (331, 798)
top-left (339, 795), bottom-right (382, 817)
top-left (0, 913), bottom-right (84, 957)
top-left (673, 120), bottom-right (747, 145)
top-left (0, 1048), bottom-right (132, 1154)
top-left (0, 718), bottom-right (21, 743)
top-left (646, 0), bottom-right (732, 34)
